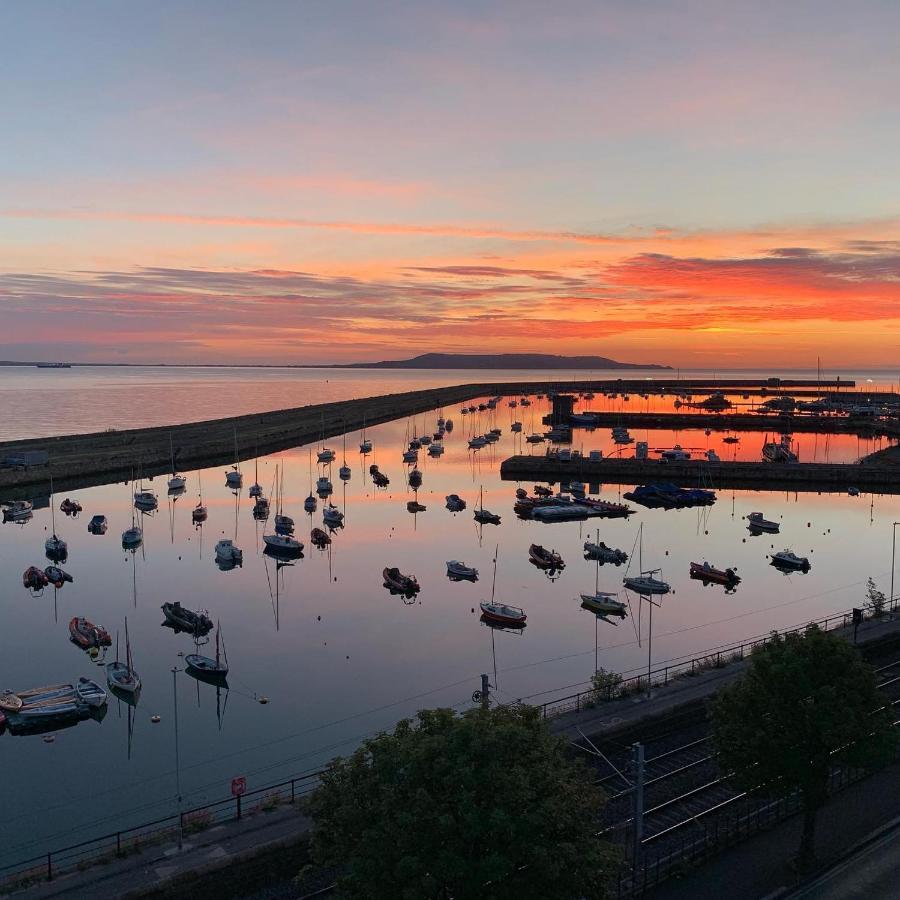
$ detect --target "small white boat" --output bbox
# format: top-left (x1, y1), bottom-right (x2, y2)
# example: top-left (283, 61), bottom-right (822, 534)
top-left (660, 445), bottom-right (691, 460)
top-left (263, 533), bottom-right (303, 555)
top-left (215, 539), bottom-right (243, 563)
top-left (75, 677), bottom-right (108, 708)
top-left (468, 436), bottom-right (488, 450)
top-left (623, 570), bottom-right (671, 595)
top-left (192, 504), bottom-right (208, 523)
top-left (304, 494), bottom-right (318, 513)
top-left (133, 491), bottom-right (158, 510)
top-left (323, 505), bottom-right (345, 528)
top-left (317, 448), bottom-right (336, 463)
top-left (121, 525), bottom-right (143, 547)
top-left (225, 469), bottom-right (243, 489)
top-left (168, 475), bottom-right (186, 492)
top-left (526, 433), bottom-right (545, 444)
top-left (747, 512), bottom-right (780, 533)
top-left (848, 486), bottom-right (860, 497)
top-left (511, 421), bottom-right (523, 433)
top-left (339, 464), bottom-right (352, 481)
top-left (446, 560), bottom-right (478, 581)
top-left (770, 549), bottom-right (810, 571)
top-left (359, 439), bottom-right (373, 454)
top-left (249, 482), bottom-right (263, 498)
top-left (419, 434), bottom-right (432, 446)
top-left (445, 494), bottom-right (467, 512)
top-left (316, 476), bottom-right (333, 495)
top-left (402, 448), bottom-right (418, 463)
top-left (428, 442), bottom-right (445, 457)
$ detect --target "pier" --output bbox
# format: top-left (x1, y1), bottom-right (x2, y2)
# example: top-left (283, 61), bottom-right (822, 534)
top-left (500, 454), bottom-right (900, 494)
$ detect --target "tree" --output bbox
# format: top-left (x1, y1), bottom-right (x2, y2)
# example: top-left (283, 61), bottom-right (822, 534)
top-left (866, 577), bottom-right (887, 617)
top-left (305, 704), bottom-right (617, 899)
top-left (712, 626), bottom-right (895, 871)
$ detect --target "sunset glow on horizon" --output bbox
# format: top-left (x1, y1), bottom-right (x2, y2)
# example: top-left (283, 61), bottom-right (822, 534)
top-left (3, 2), bottom-right (899, 367)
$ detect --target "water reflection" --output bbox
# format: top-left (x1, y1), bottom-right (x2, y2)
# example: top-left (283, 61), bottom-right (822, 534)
top-left (0, 392), bottom-right (899, 865)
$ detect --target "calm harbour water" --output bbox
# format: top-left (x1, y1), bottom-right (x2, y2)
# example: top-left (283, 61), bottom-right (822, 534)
top-left (1, 370), bottom-right (899, 866)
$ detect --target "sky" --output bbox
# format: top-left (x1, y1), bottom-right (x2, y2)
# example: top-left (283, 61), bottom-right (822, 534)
top-left (2, 1), bottom-right (899, 367)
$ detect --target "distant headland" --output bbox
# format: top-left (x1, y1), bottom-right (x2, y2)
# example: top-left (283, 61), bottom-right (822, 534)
top-left (338, 353), bottom-right (670, 370)
top-left (0, 353), bottom-right (669, 370)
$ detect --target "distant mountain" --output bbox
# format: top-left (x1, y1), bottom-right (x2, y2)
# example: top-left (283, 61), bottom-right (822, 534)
top-left (339, 353), bottom-right (669, 370)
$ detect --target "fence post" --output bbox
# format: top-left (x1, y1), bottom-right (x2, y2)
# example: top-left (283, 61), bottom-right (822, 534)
top-left (116, 832), bottom-right (121, 855)
top-left (236, 795), bottom-right (242, 820)
top-left (46, 852), bottom-right (52, 882)
top-left (664, 666), bottom-right (668, 685)
top-left (291, 779), bottom-right (295, 804)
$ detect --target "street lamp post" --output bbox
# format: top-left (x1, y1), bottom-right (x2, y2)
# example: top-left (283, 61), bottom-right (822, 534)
top-left (172, 666), bottom-right (183, 850)
top-left (891, 523), bottom-right (900, 614)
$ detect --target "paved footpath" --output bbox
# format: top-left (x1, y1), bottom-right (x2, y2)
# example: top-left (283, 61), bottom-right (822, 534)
top-left (2, 805), bottom-right (311, 899)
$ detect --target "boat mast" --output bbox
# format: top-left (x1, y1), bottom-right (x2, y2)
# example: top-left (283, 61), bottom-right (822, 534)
top-left (491, 544), bottom-right (499, 603)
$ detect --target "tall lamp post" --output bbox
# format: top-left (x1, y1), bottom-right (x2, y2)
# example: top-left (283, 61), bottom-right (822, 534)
top-left (172, 666), bottom-right (183, 850)
top-left (891, 523), bottom-right (900, 615)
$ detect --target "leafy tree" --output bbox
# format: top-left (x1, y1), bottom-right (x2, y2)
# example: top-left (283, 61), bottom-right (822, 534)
top-left (305, 704), bottom-right (617, 899)
top-left (712, 625), bottom-right (895, 871)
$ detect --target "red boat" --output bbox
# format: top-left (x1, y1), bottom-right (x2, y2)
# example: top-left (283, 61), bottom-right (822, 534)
top-left (69, 617), bottom-right (112, 649)
top-left (310, 527), bottom-right (331, 548)
top-left (23, 566), bottom-right (48, 591)
top-left (60, 498), bottom-right (82, 516)
top-left (479, 601), bottom-right (527, 627)
top-left (689, 561), bottom-right (740, 585)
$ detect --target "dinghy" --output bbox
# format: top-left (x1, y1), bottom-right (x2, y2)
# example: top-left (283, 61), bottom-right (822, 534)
top-left (583, 541), bottom-right (628, 565)
top-left (528, 544), bottom-right (565, 570)
top-left (690, 561), bottom-right (740, 585)
top-left (75, 678), bottom-right (108, 708)
top-left (69, 617), bottom-right (111, 649)
top-left (446, 560), bottom-right (478, 581)
top-left (383, 567), bottom-right (420, 595)
top-left (161, 601), bottom-right (214, 635)
top-left (44, 565), bottom-right (73, 588)
top-left (310, 527), bottom-right (331, 548)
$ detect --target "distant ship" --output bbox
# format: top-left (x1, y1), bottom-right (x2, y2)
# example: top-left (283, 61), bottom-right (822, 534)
top-left (35, 362), bottom-right (71, 368)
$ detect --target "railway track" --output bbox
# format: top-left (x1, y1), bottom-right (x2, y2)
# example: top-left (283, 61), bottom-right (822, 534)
top-left (578, 654), bottom-right (900, 856)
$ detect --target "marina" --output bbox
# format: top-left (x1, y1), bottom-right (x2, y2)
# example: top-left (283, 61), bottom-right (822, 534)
top-left (1, 376), bottom-right (899, 869)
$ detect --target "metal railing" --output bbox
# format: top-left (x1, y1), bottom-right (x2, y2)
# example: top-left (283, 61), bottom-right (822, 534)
top-left (0, 769), bottom-right (322, 891)
top-left (538, 606), bottom-right (888, 719)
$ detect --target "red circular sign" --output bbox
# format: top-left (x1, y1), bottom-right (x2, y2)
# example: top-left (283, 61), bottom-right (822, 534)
top-left (231, 776), bottom-right (247, 797)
